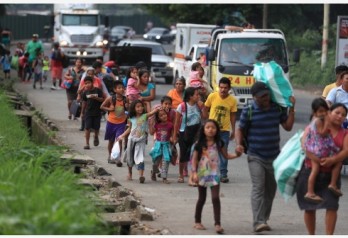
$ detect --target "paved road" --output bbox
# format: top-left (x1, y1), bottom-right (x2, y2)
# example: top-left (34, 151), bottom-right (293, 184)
top-left (12, 75), bottom-right (348, 235)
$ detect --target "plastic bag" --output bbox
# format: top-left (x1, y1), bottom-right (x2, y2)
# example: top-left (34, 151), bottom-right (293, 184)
top-left (253, 61), bottom-right (293, 107)
top-left (273, 130), bottom-right (305, 201)
top-left (110, 142), bottom-right (121, 161)
top-left (11, 55), bottom-right (19, 70)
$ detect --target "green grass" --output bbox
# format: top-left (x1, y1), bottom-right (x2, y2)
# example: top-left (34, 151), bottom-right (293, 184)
top-left (0, 91), bottom-right (113, 235)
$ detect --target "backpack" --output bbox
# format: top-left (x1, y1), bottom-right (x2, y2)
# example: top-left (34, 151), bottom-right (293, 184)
top-left (51, 49), bottom-right (62, 61)
top-left (111, 94), bottom-right (128, 115)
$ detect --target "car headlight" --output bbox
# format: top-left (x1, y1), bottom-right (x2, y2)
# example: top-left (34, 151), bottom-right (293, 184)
top-left (103, 39), bottom-right (108, 45)
top-left (168, 62), bottom-right (174, 68)
top-left (143, 34), bottom-right (148, 38)
top-left (96, 41), bottom-right (104, 47)
top-left (156, 35), bottom-right (161, 40)
top-left (60, 40), bottom-right (68, 47)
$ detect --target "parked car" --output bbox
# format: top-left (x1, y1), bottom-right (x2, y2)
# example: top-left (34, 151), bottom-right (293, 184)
top-left (109, 26), bottom-right (135, 45)
top-left (143, 27), bottom-right (175, 44)
top-left (117, 40), bottom-right (174, 84)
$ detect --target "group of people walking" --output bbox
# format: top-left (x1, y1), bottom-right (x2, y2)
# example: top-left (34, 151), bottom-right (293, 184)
top-left (3, 34), bottom-right (348, 235)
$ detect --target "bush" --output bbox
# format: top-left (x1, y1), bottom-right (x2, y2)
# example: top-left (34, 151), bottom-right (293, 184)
top-left (290, 49), bottom-right (336, 88)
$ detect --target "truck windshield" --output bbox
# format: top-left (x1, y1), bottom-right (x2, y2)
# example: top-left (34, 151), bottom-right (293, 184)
top-left (218, 38), bottom-right (288, 73)
top-left (62, 14), bottom-right (98, 26)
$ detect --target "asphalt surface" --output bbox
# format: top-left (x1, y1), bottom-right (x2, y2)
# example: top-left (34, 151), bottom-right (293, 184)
top-left (12, 76), bottom-right (348, 236)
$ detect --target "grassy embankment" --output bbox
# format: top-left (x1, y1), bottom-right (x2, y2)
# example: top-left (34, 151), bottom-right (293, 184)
top-left (0, 91), bottom-right (112, 235)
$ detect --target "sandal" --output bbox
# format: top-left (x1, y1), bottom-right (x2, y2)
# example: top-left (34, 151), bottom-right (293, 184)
top-left (328, 185), bottom-right (343, 197)
top-left (193, 223), bottom-right (206, 230)
top-left (83, 145), bottom-right (90, 150)
top-left (177, 177), bottom-right (184, 183)
top-left (215, 225), bottom-right (224, 234)
top-left (93, 136), bottom-right (99, 146)
top-left (304, 193), bottom-right (323, 203)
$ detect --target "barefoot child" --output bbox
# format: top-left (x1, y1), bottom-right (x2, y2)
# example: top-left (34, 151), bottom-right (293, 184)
top-left (191, 119), bottom-right (241, 234)
top-left (149, 109), bottom-right (174, 184)
top-left (304, 98), bottom-right (343, 203)
top-left (100, 80), bottom-right (128, 166)
top-left (81, 76), bottom-right (105, 150)
top-left (116, 100), bottom-right (158, 183)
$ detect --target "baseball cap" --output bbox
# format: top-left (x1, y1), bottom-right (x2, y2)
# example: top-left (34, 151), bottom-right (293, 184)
top-left (251, 81), bottom-right (270, 97)
top-left (32, 34), bottom-right (39, 38)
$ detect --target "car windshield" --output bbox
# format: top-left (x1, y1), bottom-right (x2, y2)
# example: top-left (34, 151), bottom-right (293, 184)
top-left (111, 28), bottom-right (125, 34)
top-left (133, 44), bottom-right (166, 55)
top-left (149, 29), bottom-right (165, 34)
top-left (62, 14), bottom-right (98, 26)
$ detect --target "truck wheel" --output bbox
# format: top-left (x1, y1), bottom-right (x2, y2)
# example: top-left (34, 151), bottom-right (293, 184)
top-left (165, 77), bottom-right (173, 84)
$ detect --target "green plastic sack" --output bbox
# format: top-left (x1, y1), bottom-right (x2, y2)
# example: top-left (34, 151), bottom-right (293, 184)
top-left (273, 130), bottom-right (305, 202)
top-left (11, 55), bottom-right (19, 70)
top-left (253, 61), bottom-right (293, 107)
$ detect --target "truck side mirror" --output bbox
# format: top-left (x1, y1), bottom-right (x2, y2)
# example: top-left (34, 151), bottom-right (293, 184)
top-left (185, 55), bottom-right (192, 61)
top-left (207, 47), bottom-right (215, 61)
top-left (293, 48), bottom-right (300, 63)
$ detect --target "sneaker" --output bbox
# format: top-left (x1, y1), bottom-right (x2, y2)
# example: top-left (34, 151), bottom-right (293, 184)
top-left (254, 223), bottom-right (271, 232)
top-left (220, 176), bottom-right (229, 183)
top-left (50, 86), bottom-right (56, 90)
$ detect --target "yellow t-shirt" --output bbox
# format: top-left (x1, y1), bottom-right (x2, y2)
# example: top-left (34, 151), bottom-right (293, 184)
top-left (204, 92), bottom-right (237, 131)
top-left (322, 82), bottom-right (337, 98)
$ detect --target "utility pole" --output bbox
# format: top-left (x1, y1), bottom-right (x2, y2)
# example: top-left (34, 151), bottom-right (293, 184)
top-left (262, 4), bottom-right (268, 29)
top-left (321, 4), bottom-right (330, 69)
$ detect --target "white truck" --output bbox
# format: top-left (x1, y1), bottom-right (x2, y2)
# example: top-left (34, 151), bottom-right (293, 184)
top-left (53, 4), bottom-right (107, 64)
top-left (173, 23), bottom-right (215, 85)
top-left (206, 28), bottom-right (298, 109)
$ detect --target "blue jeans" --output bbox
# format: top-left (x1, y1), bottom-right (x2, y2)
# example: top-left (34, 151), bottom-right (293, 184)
top-left (219, 131), bottom-right (230, 178)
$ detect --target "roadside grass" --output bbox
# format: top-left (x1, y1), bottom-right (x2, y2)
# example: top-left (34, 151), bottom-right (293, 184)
top-left (0, 91), bottom-right (113, 235)
top-left (290, 49), bottom-right (336, 89)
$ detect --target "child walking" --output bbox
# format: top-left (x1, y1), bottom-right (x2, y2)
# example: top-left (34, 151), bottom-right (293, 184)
top-left (116, 100), bottom-right (158, 183)
top-left (81, 76), bottom-right (105, 150)
top-left (42, 55), bottom-right (50, 82)
top-left (32, 52), bottom-right (44, 89)
top-left (149, 95), bottom-right (176, 178)
top-left (0, 50), bottom-right (11, 80)
top-left (304, 98), bottom-right (343, 203)
top-left (191, 119), bottom-right (241, 234)
top-left (100, 81), bottom-right (128, 166)
top-left (149, 109), bottom-right (174, 184)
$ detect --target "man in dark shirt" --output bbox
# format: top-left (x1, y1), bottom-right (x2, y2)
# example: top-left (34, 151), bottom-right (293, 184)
top-left (235, 82), bottom-right (295, 233)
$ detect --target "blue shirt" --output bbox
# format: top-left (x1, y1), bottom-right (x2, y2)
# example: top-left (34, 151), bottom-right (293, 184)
top-left (239, 102), bottom-right (288, 160)
top-left (326, 86), bottom-right (348, 109)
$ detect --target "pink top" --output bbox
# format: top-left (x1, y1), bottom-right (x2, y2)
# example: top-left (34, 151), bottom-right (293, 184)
top-left (155, 122), bottom-right (173, 142)
top-left (126, 77), bottom-right (140, 96)
top-left (189, 71), bottom-right (203, 88)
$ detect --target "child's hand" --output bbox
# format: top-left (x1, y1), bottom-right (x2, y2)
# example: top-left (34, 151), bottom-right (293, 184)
top-left (235, 145), bottom-right (244, 155)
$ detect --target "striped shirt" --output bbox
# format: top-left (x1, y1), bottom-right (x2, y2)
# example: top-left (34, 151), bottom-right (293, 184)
top-left (239, 102), bottom-right (288, 160)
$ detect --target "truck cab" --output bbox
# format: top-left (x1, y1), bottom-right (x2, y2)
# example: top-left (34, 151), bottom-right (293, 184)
top-left (53, 4), bottom-right (106, 64)
top-left (207, 29), bottom-right (290, 109)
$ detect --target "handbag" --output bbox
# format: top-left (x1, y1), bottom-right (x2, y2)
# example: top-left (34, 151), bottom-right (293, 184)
top-left (70, 100), bottom-right (81, 118)
top-left (273, 130), bottom-right (305, 201)
top-left (61, 79), bottom-right (72, 89)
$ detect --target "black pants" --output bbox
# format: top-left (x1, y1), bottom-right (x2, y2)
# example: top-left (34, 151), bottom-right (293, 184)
top-left (195, 185), bottom-right (221, 226)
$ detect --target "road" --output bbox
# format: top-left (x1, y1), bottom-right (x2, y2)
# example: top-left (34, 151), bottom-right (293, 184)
top-left (11, 42), bottom-right (348, 235)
